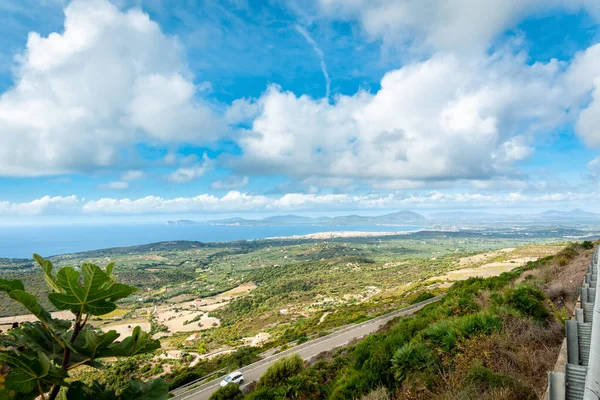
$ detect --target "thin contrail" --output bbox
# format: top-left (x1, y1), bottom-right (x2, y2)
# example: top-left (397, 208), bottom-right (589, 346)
top-left (295, 24), bottom-right (331, 100)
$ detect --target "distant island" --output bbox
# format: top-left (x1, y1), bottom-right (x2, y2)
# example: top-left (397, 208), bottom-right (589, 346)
top-left (167, 211), bottom-right (426, 226)
top-left (166, 209), bottom-right (600, 227)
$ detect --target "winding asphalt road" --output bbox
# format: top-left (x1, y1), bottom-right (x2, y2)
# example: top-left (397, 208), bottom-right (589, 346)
top-left (170, 295), bottom-right (442, 400)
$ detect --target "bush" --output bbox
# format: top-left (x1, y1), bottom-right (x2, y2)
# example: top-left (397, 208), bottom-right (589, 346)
top-left (582, 240), bottom-right (594, 249)
top-left (100, 357), bottom-right (146, 394)
top-left (257, 354), bottom-right (304, 389)
top-left (209, 383), bottom-right (244, 400)
top-left (246, 386), bottom-right (286, 399)
top-left (422, 312), bottom-right (502, 352)
top-left (391, 343), bottom-right (436, 382)
top-left (410, 291), bottom-right (435, 304)
top-left (503, 285), bottom-right (550, 322)
top-left (167, 371), bottom-right (202, 390)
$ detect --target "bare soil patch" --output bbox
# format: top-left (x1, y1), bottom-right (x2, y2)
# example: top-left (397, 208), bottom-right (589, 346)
top-left (458, 248), bottom-right (515, 265)
top-left (216, 282), bottom-right (257, 299)
top-left (157, 309), bottom-right (220, 334)
top-left (434, 246), bottom-right (564, 283)
top-left (0, 311), bottom-right (75, 332)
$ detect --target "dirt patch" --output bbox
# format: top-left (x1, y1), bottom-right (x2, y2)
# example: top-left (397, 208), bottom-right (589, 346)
top-left (197, 302), bottom-right (227, 312)
top-left (0, 310), bottom-right (75, 332)
top-left (433, 264), bottom-right (517, 281)
top-left (216, 282), bottom-right (257, 299)
top-left (430, 259), bottom-right (534, 282)
top-left (141, 255), bottom-right (168, 261)
top-left (0, 310), bottom-right (74, 326)
top-left (318, 312), bottom-right (330, 325)
top-left (458, 248), bottom-right (515, 265)
top-left (200, 349), bottom-right (236, 360)
top-left (536, 247), bottom-right (592, 312)
top-left (242, 332), bottom-right (270, 347)
top-left (155, 309), bottom-right (220, 334)
top-left (434, 246), bottom-right (564, 283)
top-left (168, 294), bottom-right (194, 303)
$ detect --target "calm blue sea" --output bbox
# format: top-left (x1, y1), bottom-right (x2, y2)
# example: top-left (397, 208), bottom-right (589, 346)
top-left (0, 224), bottom-right (423, 259)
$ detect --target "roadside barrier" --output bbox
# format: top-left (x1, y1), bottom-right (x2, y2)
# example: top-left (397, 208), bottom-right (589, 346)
top-left (548, 247), bottom-right (600, 400)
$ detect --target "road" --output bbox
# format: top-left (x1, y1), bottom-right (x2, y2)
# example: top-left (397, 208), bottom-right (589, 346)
top-left (170, 296), bottom-right (442, 400)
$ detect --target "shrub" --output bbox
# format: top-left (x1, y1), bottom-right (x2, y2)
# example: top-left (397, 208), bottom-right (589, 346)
top-left (422, 312), bottom-right (502, 352)
top-left (257, 354), bottom-right (304, 389)
top-left (391, 343), bottom-right (436, 382)
top-left (296, 335), bottom-right (309, 344)
top-left (167, 371), bottom-right (201, 390)
top-left (246, 386), bottom-right (286, 399)
top-left (582, 240), bottom-right (594, 249)
top-left (209, 383), bottom-right (244, 400)
top-left (229, 347), bottom-right (261, 368)
top-left (410, 291), bottom-right (435, 304)
top-left (503, 286), bottom-right (550, 322)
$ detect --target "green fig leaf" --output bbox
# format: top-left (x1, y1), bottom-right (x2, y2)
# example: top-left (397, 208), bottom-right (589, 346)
top-left (0, 279), bottom-right (24, 294)
top-left (99, 327), bottom-right (160, 358)
top-left (48, 264), bottom-right (136, 316)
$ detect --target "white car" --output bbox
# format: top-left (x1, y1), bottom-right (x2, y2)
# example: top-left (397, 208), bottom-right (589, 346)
top-left (220, 371), bottom-right (244, 387)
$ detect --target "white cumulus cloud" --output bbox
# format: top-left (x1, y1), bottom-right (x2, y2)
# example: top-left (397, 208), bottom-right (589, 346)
top-left (0, 0), bottom-right (225, 177)
top-left (2, 190), bottom-right (598, 216)
top-left (235, 51), bottom-right (568, 184)
top-left (167, 154), bottom-right (213, 183)
top-left (317, 0), bottom-right (600, 55)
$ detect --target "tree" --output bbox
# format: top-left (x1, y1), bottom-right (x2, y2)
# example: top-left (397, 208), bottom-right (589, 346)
top-left (0, 255), bottom-right (168, 400)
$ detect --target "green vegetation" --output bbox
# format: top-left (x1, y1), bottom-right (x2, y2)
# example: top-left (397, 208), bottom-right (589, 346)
top-left (0, 256), bottom-right (167, 400)
top-left (0, 231), bottom-right (579, 397)
top-left (257, 354), bottom-right (304, 389)
top-left (209, 383), bottom-right (244, 400)
top-left (230, 242), bottom-right (590, 399)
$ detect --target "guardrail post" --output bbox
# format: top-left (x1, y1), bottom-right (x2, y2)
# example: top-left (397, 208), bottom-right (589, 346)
top-left (582, 251), bottom-right (600, 399)
top-left (567, 320), bottom-right (580, 365)
top-left (549, 372), bottom-right (566, 400)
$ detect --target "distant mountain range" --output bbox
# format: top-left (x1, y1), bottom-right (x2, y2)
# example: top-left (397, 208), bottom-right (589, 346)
top-left (167, 211), bottom-right (427, 227)
top-left (166, 209), bottom-right (600, 227)
top-left (429, 209), bottom-right (600, 222)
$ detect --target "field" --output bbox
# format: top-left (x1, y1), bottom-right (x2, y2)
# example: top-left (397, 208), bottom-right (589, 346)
top-left (0, 228), bottom-right (584, 392)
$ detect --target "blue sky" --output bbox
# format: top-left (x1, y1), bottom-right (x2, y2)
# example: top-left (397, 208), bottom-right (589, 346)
top-left (1, 0), bottom-right (600, 222)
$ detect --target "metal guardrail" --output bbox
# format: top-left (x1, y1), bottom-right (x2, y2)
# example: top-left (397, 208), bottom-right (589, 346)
top-left (170, 369), bottom-right (225, 396)
top-left (549, 246), bottom-right (600, 400)
top-left (169, 295), bottom-right (442, 399)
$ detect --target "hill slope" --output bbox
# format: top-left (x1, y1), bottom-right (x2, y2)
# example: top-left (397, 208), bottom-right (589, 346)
top-left (234, 242), bottom-right (591, 399)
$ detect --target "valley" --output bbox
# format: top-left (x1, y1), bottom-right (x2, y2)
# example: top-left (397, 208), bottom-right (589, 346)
top-left (0, 227), bottom-right (585, 397)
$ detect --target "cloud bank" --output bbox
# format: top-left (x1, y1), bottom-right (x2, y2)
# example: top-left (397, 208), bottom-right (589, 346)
top-left (1, 190), bottom-right (596, 216)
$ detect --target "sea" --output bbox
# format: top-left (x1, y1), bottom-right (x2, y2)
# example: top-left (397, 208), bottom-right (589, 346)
top-left (0, 224), bottom-right (423, 259)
